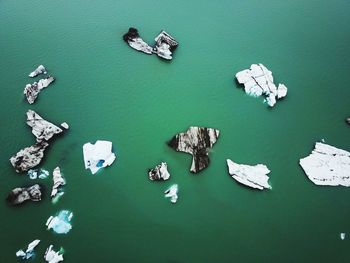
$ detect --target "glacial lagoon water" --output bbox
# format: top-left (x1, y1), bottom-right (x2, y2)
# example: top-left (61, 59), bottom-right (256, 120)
top-left (1, 0), bottom-right (350, 262)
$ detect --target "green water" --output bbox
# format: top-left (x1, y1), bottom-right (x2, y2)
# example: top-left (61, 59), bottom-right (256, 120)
top-left (1, 0), bottom-right (350, 262)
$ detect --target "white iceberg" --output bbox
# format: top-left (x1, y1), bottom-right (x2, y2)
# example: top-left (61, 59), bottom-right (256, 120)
top-left (226, 159), bottom-right (272, 190)
top-left (164, 184), bottom-right (178, 203)
top-left (235, 63), bottom-right (288, 107)
top-left (44, 245), bottom-right (64, 263)
top-left (46, 210), bottom-right (73, 234)
top-left (83, 140), bottom-right (116, 174)
top-left (29, 65), bottom-right (46, 77)
top-left (51, 167), bottom-right (66, 202)
top-left (16, 239), bottom-right (40, 260)
top-left (299, 142), bottom-right (350, 186)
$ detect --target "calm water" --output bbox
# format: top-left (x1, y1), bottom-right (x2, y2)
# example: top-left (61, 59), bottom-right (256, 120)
top-left (1, 0), bottom-right (350, 262)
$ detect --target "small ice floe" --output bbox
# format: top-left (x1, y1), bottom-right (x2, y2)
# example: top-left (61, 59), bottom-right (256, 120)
top-left (28, 168), bottom-right (49, 179)
top-left (29, 65), bottom-right (46, 78)
top-left (16, 239), bottom-right (40, 260)
top-left (340, 233), bottom-right (346, 240)
top-left (346, 117), bottom-right (350, 125)
top-left (46, 210), bottom-right (73, 234)
top-left (148, 162), bottom-right (170, 180)
top-left (24, 76), bottom-right (55, 104)
top-left (235, 63), bottom-right (288, 107)
top-left (7, 184), bottom-right (42, 205)
top-left (299, 142), bottom-right (350, 186)
top-left (164, 184), bottom-right (178, 203)
top-left (44, 245), bottom-right (64, 263)
top-left (60, 122), bottom-right (69, 130)
top-left (51, 167), bottom-right (66, 203)
top-left (226, 159), bottom-right (272, 190)
top-left (83, 140), bottom-right (116, 174)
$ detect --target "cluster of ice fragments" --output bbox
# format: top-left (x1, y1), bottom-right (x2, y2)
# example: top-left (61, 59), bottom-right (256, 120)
top-left (16, 239), bottom-right (40, 260)
top-left (235, 63), bottom-right (288, 107)
top-left (9, 110), bottom-right (68, 173)
top-left (28, 168), bottom-right (49, 179)
top-left (123, 28), bottom-right (178, 60)
top-left (226, 159), bottom-right (272, 190)
top-left (46, 210), bottom-right (73, 234)
top-left (299, 142), bottom-right (350, 187)
top-left (16, 240), bottom-right (63, 263)
top-left (25, 65), bottom-right (55, 104)
top-left (44, 245), bottom-right (64, 263)
top-left (168, 126), bottom-right (220, 173)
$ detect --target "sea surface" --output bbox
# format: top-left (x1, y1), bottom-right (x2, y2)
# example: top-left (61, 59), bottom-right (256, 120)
top-left (1, 0), bottom-right (350, 262)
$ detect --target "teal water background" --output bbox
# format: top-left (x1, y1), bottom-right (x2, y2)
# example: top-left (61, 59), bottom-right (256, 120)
top-left (1, 0), bottom-right (350, 262)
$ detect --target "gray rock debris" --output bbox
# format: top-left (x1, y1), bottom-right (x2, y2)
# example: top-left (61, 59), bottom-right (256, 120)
top-left (6, 184), bottom-right (42, 205)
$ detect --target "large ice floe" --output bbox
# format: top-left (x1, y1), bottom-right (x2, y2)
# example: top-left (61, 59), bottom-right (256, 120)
top-left (26, 110), bottom-right (63, 142)
top-left (10, 110), bottom-right (66, 173)
top-left (235, 63), bottom-right (288, 107)
top-left (83, 140), bottom-right (116, 174)
top-left (226, 159), bottom-right (271, 190)
top-left (44, 245), bottom-right (64, 263)
top-left (24, 76), bottom-right (55, 104)
top-left (16, 239), bottom-right (40, 260)
top-left (29, 65), bottom-right (47, 78)
top-left (51, 167), bottom-right (66, 203)
top-left (299, 142), bottom-right (350, 186)
top-left (123, 28), bottom-right (178, 60)
top-left (148, 162), bottom-right (170, 180)
top-left (46, 210), bottom-right (73, 234)
top-left (167, 126), bottom-right (220, 173)
top-left (6, 184), bottom-right (42, 205)
top-left (164, 184), bottom-right (178, 203)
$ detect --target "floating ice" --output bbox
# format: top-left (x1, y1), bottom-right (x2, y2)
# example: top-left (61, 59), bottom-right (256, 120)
top-left (235, 63), bottom-right (288, 107)
top-left (44, 245), bottom-right (64, 263)
top-left (164, 184), bottom-right (178, 203)
top-left (148, 162), bottom-right (170, 180)
top-left (340, 233), bottom-right (346, 240)
top-left (28, 169), bottom-right (49, 179)
top-left (51, 167), bottom-right (65, 203)
top-left (299, 142), bottom-right (350, 186)
top-left (226, 159), bottom-right (272, 190)
top-left (83, 140), bottom-right (116, 174)
top-left (16, 239), bottom-right (40, 260)
top-left (29, 65), bottom-right (46, 77)
top-left (46, 210), bottom-right (73, 234)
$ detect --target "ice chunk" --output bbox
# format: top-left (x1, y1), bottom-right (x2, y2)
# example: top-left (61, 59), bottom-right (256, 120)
top-left (164, 184), bottom-right (178, 203)
top-left (44, 245), bottom-right (64, 263)
top-left (340, 233), bottom-right (346, 240)
top-left (226, 159), bottom-right (271, 190)
top-left (299, 142), bottom-right (350, 186)
top-left (83, 140), bottom-right (116, 174)
top-left (16, 239), bottom-right (40, 260)
top-left (235, 63), bottom-right (288, 107)
top-left (46, 210), bottom-right (73, 234)
top-left (29, 65), bottom-right (46, 77)
top-left (51, 167), bottom-right (65, 202)
top-left (148, 162), bottom-right (170, 180)
top-left (28, 168), bottom-right (49, 179)
top-left (60, 122), bottom-right (69, 129)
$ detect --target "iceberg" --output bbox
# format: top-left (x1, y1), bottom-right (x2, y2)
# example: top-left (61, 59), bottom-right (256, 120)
top-left (83, 140), bottom-right (116, 174)
top-left (148, 162), bottom-right (170, 180)
top-left (164, 184), bottom-right (178, 203)
top-left (51, 167), bottom-right (65, 202)
top-left (123, 28), bottom-right (153, 55)
top-left (16, 239), bottom-right (40, 260)
top-left (44, 245), bottom-right (64, 263)
top-left (24, 76), bottom-right (55, 104)
top-left (154, 31), bottom-right (178, 60)
top-left (299, 142), bottom-right (350, 186)
top-left (28, 168), bottom-right (49, 179)
top-left (6, 184), bottom-right (42, 205)
top-left (167, 126), bottom-right (220, 173)
top-left (235, 64), bottom-right (288, 107)
top-left (226, 159), bottom-right (271, 190)
top-left (46, 210), bottom-right (73, 234)
top-left (26, 110), bottom-right (63, 142)
top-left (29, 65), bottom-right (46, 77)
top-left (10, 141), bottom-right (49, 173)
